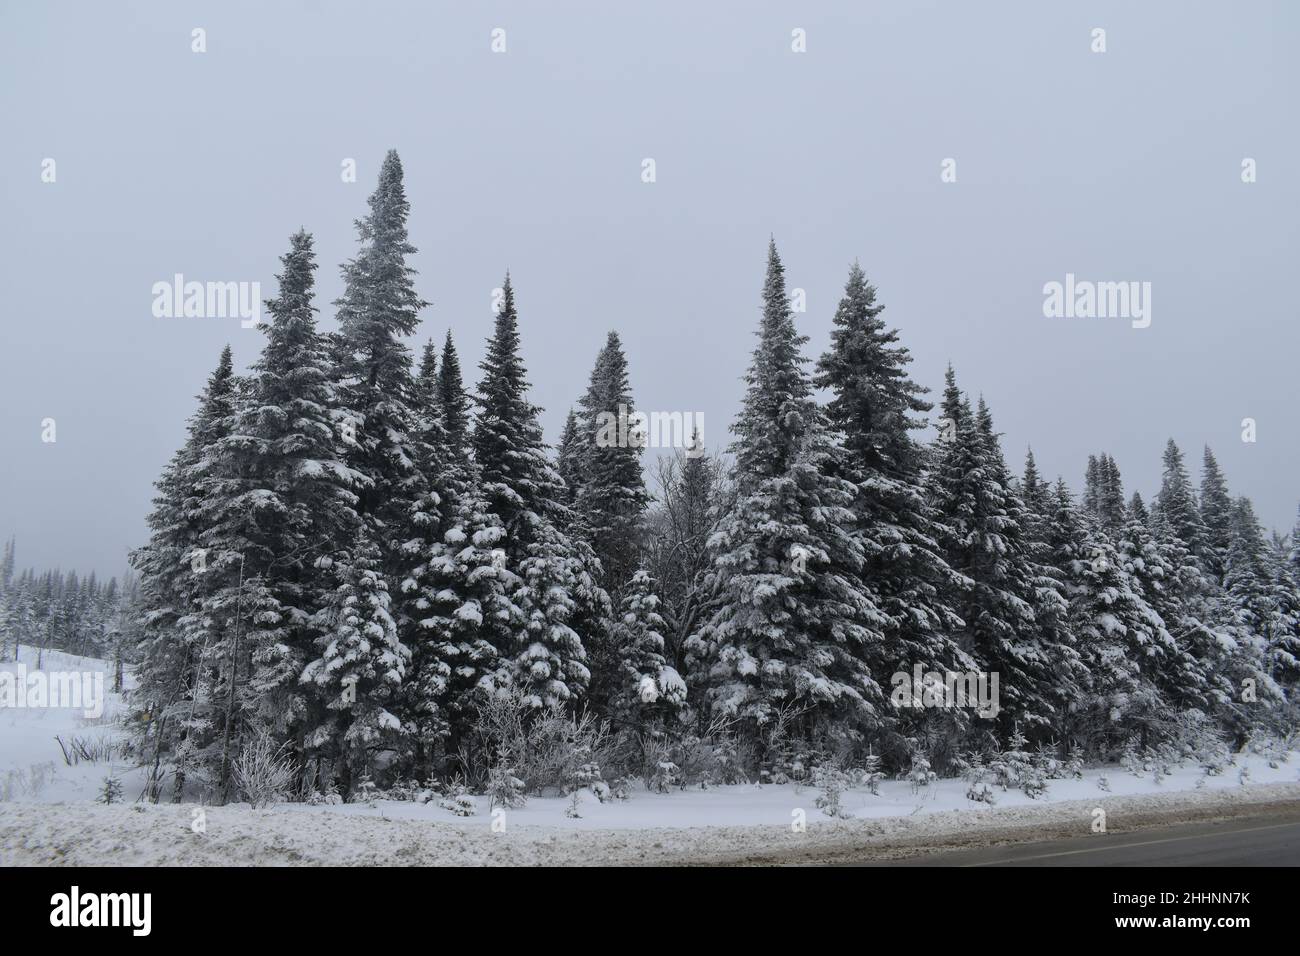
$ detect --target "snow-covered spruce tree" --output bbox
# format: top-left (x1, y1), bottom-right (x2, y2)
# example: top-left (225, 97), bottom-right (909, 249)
top-left (1017, 460), bottom-right (1088, 750)
top-left (301, 530), bottom-right (407, 793)
top-left (1146, 439), bottom-right (1246, 725)
top-left (1044, 480), bottom-right (1173, 752)
top-left (686, 240), bottom-right (888, 760)
top-left (130, 345), bottom-right (239, 799)
top-left (1265, 518), bottom-right (1300, 690)
top-left (400, 330), bottom-right (519, 773)
top-left (574, 331), bottom-right (651, 591)
top-left (330, 151), bottom-right (441, 780)
top-left (605, 567), bottom-right (686, 726)
top-left (1153, 439), bottom-right (1208, 565)
top-left (571, 332), bottom-right (652, 715)
top-left (554, 410), bottom-right (583, 516)
top-left (509, 521), bottom-right (593, 709)
top-left (1144, 499), bottom-right (1238, 721)
top-left (332, 149), bottom-right (429, 560)
top-left (926, 378), bottom-right (1065, 738)
top-left (197, 231), bottom-right (370, 798)
top-left (643, 433), bottom-right (730, 674)
top-left (813, 262), bottom-right (972, 762)
top-left (1113, 494), bottom-right (1216, 715)
top-left (472, 274), bottom-right (608, 708)
top-left (1097, 454), bottom-right (1127, 535)
top-left (1216, 498), bottom-right (1287, 732)
top-left (472, 274), bottom-right (567, 549)
top-left (437, 331), bottom-right (472, 480)
top-left (1198, 446), bottom-right (1234, 581)
top-left (394, 336), bottom-right (454, 766)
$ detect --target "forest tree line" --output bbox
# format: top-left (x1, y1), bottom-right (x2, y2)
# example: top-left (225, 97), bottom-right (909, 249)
top-left (78, 151), bottom-right (1300, 802)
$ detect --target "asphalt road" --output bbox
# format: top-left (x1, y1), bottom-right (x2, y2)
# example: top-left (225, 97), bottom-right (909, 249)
top-left (855, 813), bottom-right (1300, 866)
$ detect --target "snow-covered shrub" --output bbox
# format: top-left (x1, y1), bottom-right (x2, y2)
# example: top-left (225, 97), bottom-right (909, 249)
top-left (961, 751), bottom-right (995, 804)
top-left (565, 791), bottom-right (582, 818)
top-left (472, 685), bottom-right (616, 796)
top-left (1119, 738), bottom-right (1144, 777)
top-left (231, 731), bottom-right (298, 808)
top-left (1020, 768), bottom-right (1048, 799)
top-left (905, 749), bottom-right (937, 795)
top-left (439, 779), bottom-right (476, 816)
top-left (966, 782), bottom-right (996, 805)
top-left (1096, 774), bottom-right (1111, 792)
top-left (1065, 745), bottom-right (1085, 780)
top-left (856, 750), bottom-right (884, 796)
top-left (1034, 743), bottom-right (1064, 779)
top-left (648, 759), bottom-right (682, 794)
top-left (1002, 729), bottom-right (1034, 789)
top-left (98, 774), bottom-right (123, 805)
top-left (485, 756), bottom-right (526, 810)
top-left (607, 776), bottom-right (632, 801)
top-left (354, 772), bottom-right (379, 807)
top-left (306, 785), bottom-right (343, 806)
top-left (573, 761), bottom-right (605, 794)
top-left (813, 766), bottom-right (852, 818)
top-left (649, 715), bottom-right (747, 789)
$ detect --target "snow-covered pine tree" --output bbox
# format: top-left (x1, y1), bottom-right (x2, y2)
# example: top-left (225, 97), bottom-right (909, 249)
top-left (813, 262), bottom-right (973, 757)
top-left (606, 567), bottom-right (686, 725)
top-left (401, 328), bottom-right (518, 770)
top-left (332, 149), bottom-right (429, 560)
top-left (0, 537), bottom-right (14, 592)
top-left (130, 345), bottom-right (239, 799)
top-left (1083, 455), bottom-right (1101, 518)
top-left (472, 274), bottom-right (568, 548)
top-left (1114, 494), bottom-right (1215, 715)
top-left (1129, 491), bottom-right (1150, 526)
top-left (1097, 454), bottom-right (1127, 535)
top-left (437, 331), bottom-right (472, 480)
top-left (1264, 517), bottom-right (1300, 689)
top-left (197, 231), bottom-right (370, 797)
top-left (415, 339), bottom-right (439, 412)
top-left (643, 433), bottom-right (729, 673)
top-left (302, 530), bottom-right (407, 795)
top-left (1018, 461), bottom-right (1089, 748)
top-left (1153, 440), bottom-right (1208, 564)
top-left (509, 521), bottom-right (592, 709)
top-left (471, 274), bottom-right (609, 707)
top-left (574, 331), bottom-right (650, 592)
top-left (554, 410), bottom-right (583, 517)
top-left (1045, 480), bottom-right (1173, 752)
top-left (686, 240), bottom-right (888, 755)
top-left (394, 335), bottom-right (455, 768)
top-left (571, 333), bottom-right (652, 715)
top-left (927, 379), bottom-right (1062, 737)
top-left (1217, 497), bottom-right (1287, 732)
top-left (1198, 446), bottom-right (1234, 581)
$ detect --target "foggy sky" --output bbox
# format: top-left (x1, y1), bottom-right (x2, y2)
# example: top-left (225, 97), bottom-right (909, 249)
top-left (2, 0), bottom-right (1297, 579)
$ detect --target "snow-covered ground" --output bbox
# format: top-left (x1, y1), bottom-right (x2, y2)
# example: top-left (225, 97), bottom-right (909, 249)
top-left (3, 650), bottom-right (1299, 865)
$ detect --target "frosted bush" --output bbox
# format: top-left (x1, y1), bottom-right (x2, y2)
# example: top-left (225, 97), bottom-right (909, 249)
top-left (231, 731), bottom-right (297, 808)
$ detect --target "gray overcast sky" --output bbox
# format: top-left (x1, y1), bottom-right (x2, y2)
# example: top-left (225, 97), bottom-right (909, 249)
top-left (1, 0), bottom-right (1296, 579)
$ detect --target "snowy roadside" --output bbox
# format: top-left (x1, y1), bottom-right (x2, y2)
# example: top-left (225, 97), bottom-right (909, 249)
top-left (6, 648), bottom-right (1300, 865)
top-left (3, 782), bottom-right (1298, 867)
